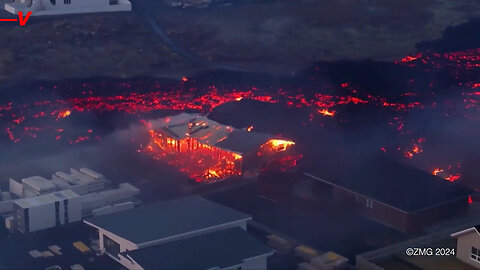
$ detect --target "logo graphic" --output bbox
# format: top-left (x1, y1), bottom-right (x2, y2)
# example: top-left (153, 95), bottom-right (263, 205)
top-left (0, 11), bottom-right (32, 26)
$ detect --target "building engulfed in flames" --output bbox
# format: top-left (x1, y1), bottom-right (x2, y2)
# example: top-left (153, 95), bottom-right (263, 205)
top-left (145, 113), bottom-right (299, 183)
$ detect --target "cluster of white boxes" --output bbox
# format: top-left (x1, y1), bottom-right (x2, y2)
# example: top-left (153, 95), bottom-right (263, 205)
top-left (1, 168), bottom-right (141, 233)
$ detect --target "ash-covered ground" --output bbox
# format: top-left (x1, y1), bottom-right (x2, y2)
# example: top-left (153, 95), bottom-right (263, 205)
top-left (0, 0), bottom-right (480, 83)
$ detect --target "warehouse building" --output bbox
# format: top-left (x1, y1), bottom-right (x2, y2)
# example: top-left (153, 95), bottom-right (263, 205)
top-left (305, 157), bottom-right (473, 233)
top-left (84, 196), bottom-right (272, 269)
top-left (119, 227), bottom-right (273, 270)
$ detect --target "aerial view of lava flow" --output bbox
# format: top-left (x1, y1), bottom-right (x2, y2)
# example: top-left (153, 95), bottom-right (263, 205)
top-left (0, 48), bottom-right (479, 184)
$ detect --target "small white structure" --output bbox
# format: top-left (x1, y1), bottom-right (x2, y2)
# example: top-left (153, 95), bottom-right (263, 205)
top-left (452, 226), bottom-right (480, 269)
top-left (4, 0), bottom-right (131, 16)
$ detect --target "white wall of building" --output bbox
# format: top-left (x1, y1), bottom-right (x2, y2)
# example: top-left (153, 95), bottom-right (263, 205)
top-left (456, 232), bottom-right (480, 268)
top-left (28, 203), bottom-right (56, 232)
top-left (67, 196), bottom-right (83, 223)
top-left (9, 179), bottom-right (23, 198)
top-left (96, 228), bottom-right (139, 258)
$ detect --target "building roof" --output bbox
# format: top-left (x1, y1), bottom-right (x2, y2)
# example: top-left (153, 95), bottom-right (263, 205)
top-left (21, 176), bottom-right (56, 192)
top-left (121, 227), bottom-right (273, 269)
top-left (451, 226), bottom-right (480, 238)
top-left (14, 190), bottom-right (79, 209)
top-left (151, 113), bottom-right (234, 144)
top-left (150, 113), bottom-right (276, 154)
top-left (305, 156), bottom-right (473, 213)
top-left (215, 130), bottom-right (273, 154)
top-left (84, 196), bottom-right (251, 244)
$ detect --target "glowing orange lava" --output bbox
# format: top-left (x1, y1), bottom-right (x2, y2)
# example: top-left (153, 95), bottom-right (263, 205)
top-left (318, 109), bottom-right (336, 117)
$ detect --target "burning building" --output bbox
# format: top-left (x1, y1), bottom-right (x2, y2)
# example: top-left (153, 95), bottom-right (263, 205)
top-left (144, 113), bottom-right (299, 183)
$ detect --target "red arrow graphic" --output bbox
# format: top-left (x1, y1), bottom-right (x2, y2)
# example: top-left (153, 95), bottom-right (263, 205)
top-left (0, 11), bottom-right (32, 25)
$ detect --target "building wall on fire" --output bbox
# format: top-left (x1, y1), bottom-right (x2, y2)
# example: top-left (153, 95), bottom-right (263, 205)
top-left (147, 114), bottom-right (297, 182)
top-left (242, 151), bottom-right (263, 177)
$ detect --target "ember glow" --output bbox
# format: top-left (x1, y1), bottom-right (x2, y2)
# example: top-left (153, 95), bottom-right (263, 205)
top-left (265, 139), bottom-right (295, 152)
top-left (318, 109), bottom-right (336, 117)
top-left (432, 162), bottom-right (462, 182)
top-left (147, 131), bottom-right (243, 182)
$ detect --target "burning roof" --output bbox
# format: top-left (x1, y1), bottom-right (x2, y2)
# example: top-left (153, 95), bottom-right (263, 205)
top-left (142, 113), bottom-right (299, 183)
top-left (149, 113), bottom-right (277, 154)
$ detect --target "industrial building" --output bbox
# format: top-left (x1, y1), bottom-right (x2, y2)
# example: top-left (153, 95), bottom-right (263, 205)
top-left (305, 157), bottom-right (473, 233)
top-left (4, 0), bottom-right (131, 16)
top-left (1, 168), bottom-right (108, 215)
top-left (84, 196), bottom-right (273, 269)
top-left (2, 168), bottom-right (141, 233)
top-left (146, 113), bottom-right (298, 182)
top-left (120, 227), bottom-right (273, 270)
top-left (13, 190), bottom-right (82, 233)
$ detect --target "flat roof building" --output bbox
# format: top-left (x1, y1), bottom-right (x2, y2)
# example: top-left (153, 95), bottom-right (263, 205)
top-left (119, 227), bottom-right (273, 270)
top-left (84, 196), bottom-right (260, 268)
top-left (305, 156), bottom-right (473, 233)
